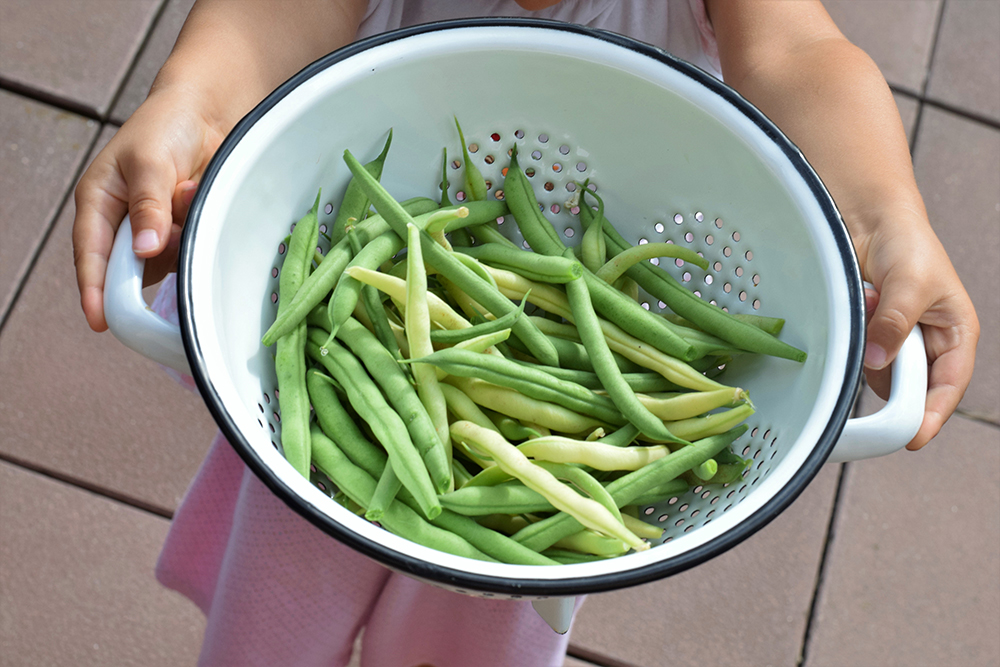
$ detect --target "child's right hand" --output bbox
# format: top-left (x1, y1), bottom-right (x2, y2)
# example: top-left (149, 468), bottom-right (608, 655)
top-left (73, 86), bottom-right (226, 332)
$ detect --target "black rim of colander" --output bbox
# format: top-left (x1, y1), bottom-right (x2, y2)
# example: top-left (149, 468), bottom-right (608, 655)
top-left (179, 18), bottom-right (865, 598)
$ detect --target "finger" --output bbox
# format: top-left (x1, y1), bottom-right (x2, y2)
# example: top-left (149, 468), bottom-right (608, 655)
top-left (907, 319), bottom-right (979, 451)
top-left (172, 180), bottom-right (198, 227)
top-left (73, 159), bottom-right (129, 332)
top-left (119, 150), bottom-right (178, 258)
top-left (143, 223), bottom-right (183, 288)
top-left (864, 272), bottom-right (933, 372)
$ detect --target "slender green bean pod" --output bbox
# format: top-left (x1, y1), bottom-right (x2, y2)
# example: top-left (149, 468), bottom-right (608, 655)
top-left (454, 117), bottom-right (487, 202)
top-left (366, 463), bottom-right (401, 521)
top-left (455, 244), bottom-right (583, 284)
top-left (306, 335), bottom-right (441, 520)
top-left (596, 242), bottom-right (708, 283)
top-left (564, 271), bottom-right (687, 444)
top-left (333, 319), bottom-right (452, 494)
top-left (306, 369), bottom-right (385, 478)
top-left (429, 299), bottom-right (525, 345)
top-left (330, 129), bottom-right (392, 244)
top-left (345, 226), bottom-right (402, 361)
top-left (274, 191), bottom-right (320, 477)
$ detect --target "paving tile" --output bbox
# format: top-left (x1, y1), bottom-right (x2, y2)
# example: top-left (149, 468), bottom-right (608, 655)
top-left (0, 126), bottom-right (218, 514)
top-left (110, 0), bottom-right (197, 125)
top-left (569, 465), bottom-right (840, 667)
top-left (0, 90), bottom-right (97, 321)
top-left (913, 106), bottom-right (1000, 424)
top-left (806, 415), bottom-right (1000, 666)
top-left (824, 0), bottom-right (941, 92)
top-left (0, 461), bottom-right (205, 666)
top-left (926, 0), bottom-right (1000, 122)
top-left (0, 0), bottom-right (161, 117)
top-left (563, 657), bottom-right (600, 667)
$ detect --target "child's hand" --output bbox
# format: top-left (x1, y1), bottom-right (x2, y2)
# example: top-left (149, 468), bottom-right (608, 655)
top-left (73, 87), bottom-right (224, 332)
top-left (71, 0), bottom-right (368, 333)
top-left (853, 207), bottom-right (979, 450)
top-left (708, 0), bottom-right (980, 449)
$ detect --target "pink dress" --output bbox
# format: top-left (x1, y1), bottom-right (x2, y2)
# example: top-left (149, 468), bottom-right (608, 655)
top-left (154, 4), bottom-right (719, 665)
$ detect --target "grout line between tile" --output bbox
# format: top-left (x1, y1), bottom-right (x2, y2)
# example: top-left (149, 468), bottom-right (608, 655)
top-left (0, 126), bottom-right (103, 334)
top-left (567, 645), bottom-right (643, 667)
top-left (797, 461), bottom-right (850, 667)
top-left (0, 451), bottom-right (174, 519)
top-left (103, 0), bottom-right (171, 123)
top-left (910, 0), bottom-right (948, 156)
top-left (0, 78), bottom-right (102, 121)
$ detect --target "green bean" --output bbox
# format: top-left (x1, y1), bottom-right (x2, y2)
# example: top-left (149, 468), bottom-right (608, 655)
top-left (334, 319), bottom-right (451, 494)
top-left (511, 426), bottom-right (747, 551)
top-left (446, 376), bottom-right (602, 439)
top-left (579, 185), bottom-right (607, 273)
top-left (449, 228), bottom-right (473, 247)
top-left (345, 226), bottom-right (402, 361)
top-left (366, 462), bottom-right (401, 521)
top-left (692, 458), bottom-right (719, 482)
top-left (330, 129), bottom-right (392, 244)
top-left (512, 362), bottom-right (684, 394)
top-left (454, 117), bottom-right (488, 202)
top-left (451, 458), bottom-right (474, 489)
top-left (412, 347), bottom-right (626, 426)
top-left (464, 464), bottom-right (515, 487)
top-left (439, 383), bottom-right (501, 435)
top-left (261, 197), bottom-right (438, 347)
top-left (502, 146), bottom-right (566, 255)
top-left (440, 147), bottom-right (452, 207)
top-left (469, 221), bottom-right (519, 249)
top-left (627, 478), bottom-right (691, 506)
top-left (451, 421), bottom-right (647, 551)
top-left (306, 369), bottom-right (385, 478)
top-left (564, 271), bottom-right (687, 444)
top-left (433, 329), bottom-right (511, 380)
top-left (533, 461), bottom-right (623, 527)
top-left (482, 408), bottom-right (543, 442)
top-left (429, 298), bottom-right (524, 345)
top-left (274, 191), bottom-right (320, 477)
top-left (309, 425), bottom-right (493, 562)
top-left (343, 149), bottom-right (559, 366)
top-left (596, 242), bottom-right (708, 284)
top-left (448, 252), bottom-right (497, 290)
top-left (455, 244), bottom-right (583, 284)
top-left (598, 424), bottom-right (641, 448)
top-left (666, 313), bottom-right (786, 337)
top-left (542, 549), bottom-right (614, 564)
top-left (579, 191), bottom-right (806, 362)
top-left (306, 335), bottom-right (441, 519)
top-left (553, 530), bottom-right (629, 557)
top-left (440, 483), bottom-right (553, 516)
top-left (428, 509), bottom-right (558, 566)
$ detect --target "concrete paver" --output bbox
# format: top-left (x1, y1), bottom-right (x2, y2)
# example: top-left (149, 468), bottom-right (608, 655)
top-left (926, 0), bottom-right (1000, 122)
top-left (0, 126), bottom-right (217, 515)
top-left (824, 0), bottom-right (941, 92)
top-left (110, 0), bottom-right (197, 125)
top-left (0, 90), bottom-right (96, 321)
top-left (0, 0), bottom-right (162, 117)
top-left (913, 106), bottom-right (1000, 424)
top-left (806, 412), bottom-right (1000, 667)
top-left (569, 465), bottom-right (840, 667)
top-left (0, 460), bottom-right (205, 667)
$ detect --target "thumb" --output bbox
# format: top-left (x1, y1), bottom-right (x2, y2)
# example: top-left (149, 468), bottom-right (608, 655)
top-left (864, 274), bottom-right (929, 371)
top-left (122, 153), bottom-right (177, 258)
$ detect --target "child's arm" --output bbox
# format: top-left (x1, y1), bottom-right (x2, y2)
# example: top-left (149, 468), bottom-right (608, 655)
top-left (73, 0), bottom-right (368, 332)
top-left (705, 0), bottom-right (979, 450)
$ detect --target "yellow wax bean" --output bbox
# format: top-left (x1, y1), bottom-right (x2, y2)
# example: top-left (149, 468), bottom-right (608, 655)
top-left (632, 387), bottom-right (749, 421)
top-left (450, 421), bottom-right (648, 552)
top-left (446, 377), bottom-right (603, 434)
top-left (346, 266), bottom-right (472, 333)
top-left (518, 438), bottom-right (670, 471)
top-left (621, 514), bottom-right (664, 540)
top-left (552, 530), bottom-right (629, 557)
top-left (405, 224), bottom-right (452, 486)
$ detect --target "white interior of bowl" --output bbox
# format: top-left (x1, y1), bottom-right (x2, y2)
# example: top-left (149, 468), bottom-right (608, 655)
top-left (187, 25), bottom-right (853, 587)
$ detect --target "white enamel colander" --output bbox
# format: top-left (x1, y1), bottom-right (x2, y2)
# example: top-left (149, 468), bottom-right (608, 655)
top-left (104, 20), bottom-right (926, 632)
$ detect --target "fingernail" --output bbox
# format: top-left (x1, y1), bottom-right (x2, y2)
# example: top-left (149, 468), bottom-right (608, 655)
top-left (133, 229), bottom-right (160, 253)
top-left (864, 342), bottom-right (887, 370)
top-left (182, 184), bottom-right (197, 207)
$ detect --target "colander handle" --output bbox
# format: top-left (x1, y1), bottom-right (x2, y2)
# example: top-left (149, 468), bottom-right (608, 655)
top-left (103, 216), bottom-right (191, 375)
top-left (531, 597), bottom-right (577, 634)
top-left (827, 319), bottom-right (927, 463)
